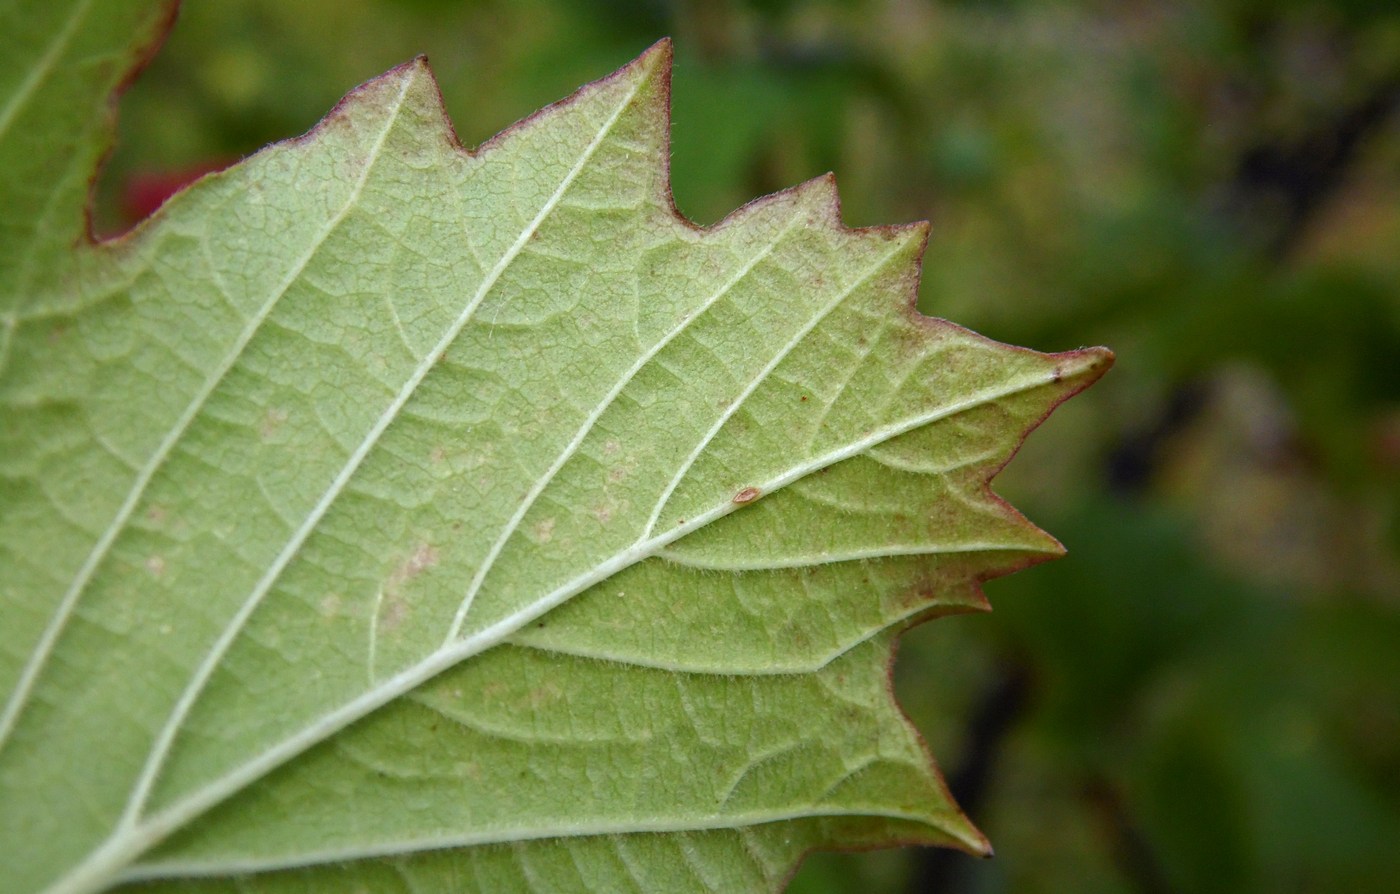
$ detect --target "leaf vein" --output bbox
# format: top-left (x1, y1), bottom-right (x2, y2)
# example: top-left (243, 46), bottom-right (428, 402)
top-left (640, 237), bottom-right (910, 538)
top-left (79, 61), bottom-right (651, 882)
top-left (63, 359), bottom-right (1064, 892)
top-left (113, 70), bottom-right (423, 829)
top-left (445, 208), bottom-right (806, 642)
top-left (0, 69), bottom-right (412, 758)
top-left (0, 0), bottom-right (93, 144)
top-left (657, 540), bottom-right (1035, 571)
top-left (113, 806), bottom-right (944, 882)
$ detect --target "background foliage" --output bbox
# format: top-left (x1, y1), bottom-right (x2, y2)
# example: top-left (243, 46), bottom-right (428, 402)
top-left (97, 1), bottom-right (1400, 891)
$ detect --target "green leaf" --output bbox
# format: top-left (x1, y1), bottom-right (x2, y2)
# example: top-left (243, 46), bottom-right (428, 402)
top-left (0, 5), bottom-right (1111, 892)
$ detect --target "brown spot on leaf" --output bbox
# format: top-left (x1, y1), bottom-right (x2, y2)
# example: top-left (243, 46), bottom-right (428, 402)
top-left (527, 681), bottom-right (563, 708)
top-left (534, 517), bottom-right (556, 543)
top-left (379, 592), bottom-right (409, 632)
top-left (377, 541), bottom-right (440, 631)
top-left (397, 542), bottom-right (439, 580)
top-left (733, 486), bottom-right (761, 504)
top-left (259, 407), bottom-right (289, 440)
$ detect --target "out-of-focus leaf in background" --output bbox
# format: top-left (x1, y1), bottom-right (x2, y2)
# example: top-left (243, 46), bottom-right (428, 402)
top-left (98, 1), bottom-right (1399, 892)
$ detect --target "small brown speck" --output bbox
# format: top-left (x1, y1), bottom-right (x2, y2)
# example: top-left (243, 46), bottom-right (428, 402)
top-left (259, 407), bottom-right (289, 440)
top-left (733, 487), bottom-right (761, 504)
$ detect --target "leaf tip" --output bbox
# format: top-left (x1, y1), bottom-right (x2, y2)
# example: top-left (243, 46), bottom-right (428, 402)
top-left (616, 37), bottom-right (673, 91)
top-left (1049, 345), bottom-right (1115, 397)
top-left (638, 36), bottom-right (675, 65)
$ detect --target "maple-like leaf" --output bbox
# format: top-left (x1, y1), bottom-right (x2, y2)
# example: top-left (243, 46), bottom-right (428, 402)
top-left (0, 3), bottom-right (1111, 892)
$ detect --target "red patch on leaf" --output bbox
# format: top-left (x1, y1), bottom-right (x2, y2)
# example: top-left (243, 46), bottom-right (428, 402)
top-left (122, 160), bottom-right (232, 223)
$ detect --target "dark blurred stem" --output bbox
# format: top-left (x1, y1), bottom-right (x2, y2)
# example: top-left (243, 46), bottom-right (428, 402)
top-left (1082, 776), bottom-right (1177, 894)
top-left (1108, 69), bottom-right (1400, 491)
top-left (906, 660), bottom-right (1030, 894)
top-left (1230, 69), bottom-right (1400, 259)
top-left (904, 666), bottom-right (1178, 894)
top-left (1106, 381), bottom-right (1210, 495)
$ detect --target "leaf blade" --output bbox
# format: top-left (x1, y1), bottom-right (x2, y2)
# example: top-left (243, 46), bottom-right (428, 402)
top-left (0, 15), bottom-right (1112, 893)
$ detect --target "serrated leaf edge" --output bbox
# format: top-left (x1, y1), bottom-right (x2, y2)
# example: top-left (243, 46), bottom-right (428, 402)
top-left (7, 28), bottom-right (1117, 892)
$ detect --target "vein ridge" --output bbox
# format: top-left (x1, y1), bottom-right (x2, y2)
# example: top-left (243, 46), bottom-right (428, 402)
top-left (48, 62), bottom-right (652, 894)
top-left (0, 60), bottom-right (411, 760)
top-left (116, 806), bottom-right (941, 882)
top-left (116, 69), bottom-right (421, 829)
top-left (122, 360), bottom-right (1063, 888)
top-left (0, 0), bottom-right (93, 144)
top-left (445, 208), bottom-right (805, 642)
top-left (656, 541), bottom-right (1035, 571)
top-left (641, 237), bottom-right (909, 538)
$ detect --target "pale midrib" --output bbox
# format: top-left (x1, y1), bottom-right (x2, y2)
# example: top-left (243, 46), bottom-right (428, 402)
top-left (42, 64), bottom-right (651, 894)
top-left (443, 208), bottom-right (807, 642)
top-left (864, 444), bottom-right (1000, 475)
top-left (508, 594), bottom-right (932, 676)
top-left (0, 0), bottom-right (93, 144)
top-left (115, 345), bottom-right (1066, 890)
top-left (0, 68), bottom-right (416, 758)
top-left (115, 805), bottom-right (952, 882)
top-left (638, 237), bottom-right (911, 539)
top-left (656, 540), bottom-right (1051, 571)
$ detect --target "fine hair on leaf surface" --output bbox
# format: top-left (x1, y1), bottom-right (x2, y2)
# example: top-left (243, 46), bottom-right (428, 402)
top-left (0, 3), bottom-right (1111, 892)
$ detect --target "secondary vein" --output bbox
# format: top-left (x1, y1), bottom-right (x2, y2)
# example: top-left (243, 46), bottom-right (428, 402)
top-left (108, 53), bottom-right (650, 860)
top-left (114, 68), bottom-right (421, 830)
top-left (0, 40), bottom-right (402, 758)
top-left (641, 235), bottom-right (911, 538)
top-left (0, 0), bottom-right (93, 144)
top-left (117, 363), bottom-right (1065, 889)
top-left (444, 206), bottom-right (806, 643)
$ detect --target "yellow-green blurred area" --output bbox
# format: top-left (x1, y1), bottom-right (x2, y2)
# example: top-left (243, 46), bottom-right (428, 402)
top-left (99, 1), bottom-right (1400, 891)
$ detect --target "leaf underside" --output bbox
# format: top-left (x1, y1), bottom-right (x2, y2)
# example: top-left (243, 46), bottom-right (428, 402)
top-left (0, 3), bottom-right (1111, 893)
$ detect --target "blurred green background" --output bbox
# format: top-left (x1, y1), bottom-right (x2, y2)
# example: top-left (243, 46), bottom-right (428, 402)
top-left (99, 1), bottom-right (1400, 891)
